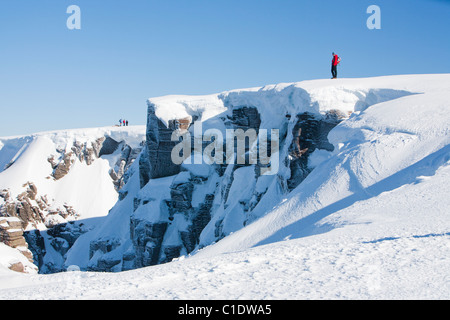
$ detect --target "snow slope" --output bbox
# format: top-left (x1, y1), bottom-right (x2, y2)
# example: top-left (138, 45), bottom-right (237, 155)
top-left (0, 74), bottom-right (449, 299)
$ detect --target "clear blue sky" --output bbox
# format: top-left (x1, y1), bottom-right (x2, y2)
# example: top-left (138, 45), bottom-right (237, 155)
top-left (0, 0), bottom-right (449, 136)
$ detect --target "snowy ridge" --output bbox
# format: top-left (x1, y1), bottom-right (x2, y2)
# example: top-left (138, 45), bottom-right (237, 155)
top-left (148, 74), bottom-right (426, 132)
top-left (0, 126), bottom-right (146, 175)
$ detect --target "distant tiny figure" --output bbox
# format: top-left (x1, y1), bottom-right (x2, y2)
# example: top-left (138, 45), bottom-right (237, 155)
top-left (123, 120), bottom-right (126, 126)
top-left (126, 120), bottom-right (129, 126)
top-left (331, 52), bottom-right (341, 79)
top-left (119, 119), bottom-right (122, 126)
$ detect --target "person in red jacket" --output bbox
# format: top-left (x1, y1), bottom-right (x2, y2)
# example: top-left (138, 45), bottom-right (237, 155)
top-left (331, 52), bottom-right (340, 79)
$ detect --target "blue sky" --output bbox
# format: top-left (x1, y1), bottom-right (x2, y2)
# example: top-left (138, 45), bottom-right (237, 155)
top-left (0, 0), bottom-right (449, 136)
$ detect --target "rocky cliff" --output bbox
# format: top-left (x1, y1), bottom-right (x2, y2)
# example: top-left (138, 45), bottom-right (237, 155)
top-left (82, 81), bottom-right (401, 272)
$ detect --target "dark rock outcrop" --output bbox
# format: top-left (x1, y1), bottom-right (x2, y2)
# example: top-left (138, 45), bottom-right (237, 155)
top-left (0, 183), bottom-right (78, 230)
top-left (287, 111), bottom-right (343, 190)
top-left (130, 219), bottom-right (168, 268)
top-left (140, 104), bottom-right (183, 187)
top-left (110, 141), bottom-right (143, 191)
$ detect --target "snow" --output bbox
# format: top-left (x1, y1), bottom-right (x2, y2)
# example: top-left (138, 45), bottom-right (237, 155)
top-left (1, 184), bottom-right (450, 299)
top-left (133, 176), bottom-right (174, 222)
top-left (0, 243), bottom-right (37, 275)
top-left (0, 125), bottom-right (146, 151)
top-left (182, 154), bottom-right (213, 178)
top-left (148, 94), bottom-right (227, 128)
top-left (148, 74), bottom-right (433, 135)
top-left (308, 149), bottom-right (332, 168)
top-left (1, 74), bottom-right (450, 299)
top-left (52, 159), bottom-right (118, 220)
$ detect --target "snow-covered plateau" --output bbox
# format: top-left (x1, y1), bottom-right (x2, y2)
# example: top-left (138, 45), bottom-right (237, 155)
top-left (0, 74), bottom-right (449, 300)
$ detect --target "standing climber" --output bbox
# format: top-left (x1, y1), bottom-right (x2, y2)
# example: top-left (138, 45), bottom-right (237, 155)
top-left (119, 119), bottom-right (122, 126)
top-left (331, 52), bottom-right (341, 79)
top-left (126, 120), bottom-right (129, 126)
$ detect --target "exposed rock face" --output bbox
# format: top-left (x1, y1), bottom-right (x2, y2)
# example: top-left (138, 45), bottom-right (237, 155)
top-left (50, 151), bottom-right (75, 180)
top-left (0, 217), bottom-right (28, 248)
top-left (123, 107), bottom-right (263, 268)
top-left (99, 136), bottom-right (121, 157)
top-left (0, 183), bottom-right (78, 230)
top-left (130, 219), bottom-right (168, 268)
top-left (0, 217), bottom-right (34, 269)
top-left (23, 218), bottom-right (93, 274)
top-left (287, 111), bottom-right (344, 190)
top-left (139, 104), bottom-right (183, 187)
top-left (49, 137), bottom-right (106, 180)
top-left (88, 237), bottom-right (122, 272)
top-left (23, 229), bottom-right (45, 270)
top-left (110, 141), bottom-right (144, 191)
top-left (227, 106), bottom-right (262, 132)
top-left (49, 136), bottom-right (142, 189)
top-left (8, 261), bottom-right (25, 273)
